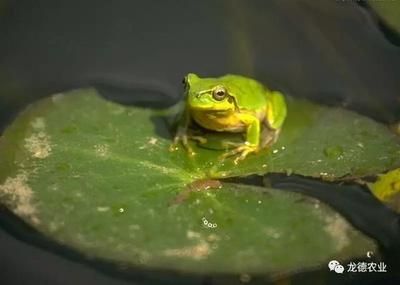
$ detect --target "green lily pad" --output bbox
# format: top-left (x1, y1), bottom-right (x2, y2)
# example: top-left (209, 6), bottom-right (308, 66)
top-left (0, 88), bottom-right (394, 275)
top-left (174, 97), bottom-right (400, 180)
top-left (369, 0), bottom-right (400, 35)
top-left (370, 168), bottom-right (400, 212)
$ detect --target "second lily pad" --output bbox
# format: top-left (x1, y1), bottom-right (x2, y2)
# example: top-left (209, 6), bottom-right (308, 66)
top-left (370, 168), bottom-right (400, 212)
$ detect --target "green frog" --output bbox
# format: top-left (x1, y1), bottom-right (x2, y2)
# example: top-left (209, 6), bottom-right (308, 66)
top-left (170, 73), bottom-right (287, 163)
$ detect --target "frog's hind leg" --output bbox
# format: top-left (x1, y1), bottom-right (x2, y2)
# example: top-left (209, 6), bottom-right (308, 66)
top-left (221, 140), bottom-right (244, 149)
top-left (260, 123), bottom-right (280, 149)
top-left (186, 128), bottom-right (208, 144)
top-left (260, 90), bottom-right (286, 148)
top-left (189, 135), bottom-right (207, 144)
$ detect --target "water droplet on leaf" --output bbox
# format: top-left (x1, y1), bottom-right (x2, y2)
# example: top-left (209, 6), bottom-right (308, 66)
top-left (323, 145), bottom-right (344, 159)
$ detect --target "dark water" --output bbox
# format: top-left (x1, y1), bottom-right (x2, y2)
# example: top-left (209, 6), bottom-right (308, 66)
top-left (0, 0), bottom-right (399, 284)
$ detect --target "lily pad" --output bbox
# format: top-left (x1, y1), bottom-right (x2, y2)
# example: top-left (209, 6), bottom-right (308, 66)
top-left (176, 98), bottom-right (400, 180)
top-left (0, 88), bottom-right (395, 275)
top-left (369, 0), bottom-right (400, 34)
top-left (370, 168), bottom-right (400, 212)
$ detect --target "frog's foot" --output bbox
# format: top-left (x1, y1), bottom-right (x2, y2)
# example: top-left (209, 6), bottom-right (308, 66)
top-left (189, 135), bottom-right (207, 144)
top-left (169, 134), bottom-right (207, 156)
top-left (220, 143), bottom-right (258, 164)
top-left (169, 134), bottom-right (196, 156)
top-left (221, 140), bottom-right (243, 149)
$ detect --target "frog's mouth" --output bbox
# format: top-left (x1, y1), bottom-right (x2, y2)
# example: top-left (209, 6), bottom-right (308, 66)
top-left (189, 103), bottom-right (233, 112)
top-left (189, 94), bottom-right (234, 112)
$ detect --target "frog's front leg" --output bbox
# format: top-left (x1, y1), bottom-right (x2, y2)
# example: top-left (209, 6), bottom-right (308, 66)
top-left (169, 109), bottom-right (207, 156)
top-left (170, 108), bottom-right (194, 155)
top-left (221, 114), bottom-right (260, 164)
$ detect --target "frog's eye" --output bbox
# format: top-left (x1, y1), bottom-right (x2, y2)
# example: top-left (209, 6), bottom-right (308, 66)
top-left (212, 87), bottom-right (227, 101)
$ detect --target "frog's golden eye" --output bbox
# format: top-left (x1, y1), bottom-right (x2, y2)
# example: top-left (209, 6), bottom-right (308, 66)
top-left (212, 86), bottom-right (227, 101)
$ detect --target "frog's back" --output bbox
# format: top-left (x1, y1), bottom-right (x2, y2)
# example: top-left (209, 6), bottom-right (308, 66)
top-left (220, 74), bottom-right (268, 111)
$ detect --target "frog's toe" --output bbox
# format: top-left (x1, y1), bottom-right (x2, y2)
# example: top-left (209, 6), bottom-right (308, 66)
top-left (169, 135), bottom-right (183, 152)
top-left (190, 135), bottom-right (207, 144)
top-left (220, 148), bottom-right (238, 159)
top-left (221, 140), bottom-right (243, 148)
top-left (233, 148), bottom-right (254, 164)
top-left (187, 147), bottom-right (196, 156)
top-left (169, 142), bottom-right (196, 156)
top-left (169, 143), bottom-right (179, 152)
top-left (169, 135), bottom-right (197, 156)
top-left (220, 143), bottom-right (258, 163)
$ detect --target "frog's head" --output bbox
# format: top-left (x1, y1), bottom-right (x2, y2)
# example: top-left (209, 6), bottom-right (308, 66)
top-left (184, 73), bottom-right (237, 112)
